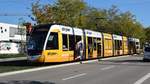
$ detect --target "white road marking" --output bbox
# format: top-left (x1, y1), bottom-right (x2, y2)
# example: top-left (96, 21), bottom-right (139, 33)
top-left (101, 65), bottom-right (115, 70)
top-left (101, 55), bottom-right (130, 61)
top-left (134, 73), bottom-right (150, 84)
top-left (121, 62), bottom-right (129, 64)
top-left (83, 60), bottom-right (97, 63)
top-left (0, 55), bottom-right (130, 77)
top-left (62, 73), bottom-right (87, 80)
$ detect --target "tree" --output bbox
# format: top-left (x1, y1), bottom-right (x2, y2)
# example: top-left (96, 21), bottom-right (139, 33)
top-left (31, 0), bottom-right (87, 27)
top-left (31, 0), bottom-right (54, 24)
top-left (82, 7), bottom-right (106, 31)
top-left (145, 27), bottom-right (150, 43)
top-left (30, 1), bottom-right (146, 44)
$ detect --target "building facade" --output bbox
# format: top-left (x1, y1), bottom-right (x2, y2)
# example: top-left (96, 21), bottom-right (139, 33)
top-left (0, 23), bottom-right (26, 54)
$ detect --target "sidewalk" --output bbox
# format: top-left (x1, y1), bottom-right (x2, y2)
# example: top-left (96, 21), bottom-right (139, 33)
top-left (0, 57), bottom-right (27, 62)
top-left (0, 54), bottom-right (141, 63)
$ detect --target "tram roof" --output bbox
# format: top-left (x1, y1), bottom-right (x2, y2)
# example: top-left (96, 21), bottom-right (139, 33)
top-left (128, 37), bottom-right (140, 42)
top-left (51, 25), bottom-right (84, 36)
top-left (51, 25), bottom-right (102, 37)
top-left (73, 27), bottom-right (83, 36)
top-left (134, 38), bottom-right (140, 42)
top-left (84, 29), bottom-right (102, 38)
top-left (33, 24), bottom-right (52, 32)
top-left (103, 33), bottom-right (112, 39)
top-left (113, 34), bottom-right (122, 40)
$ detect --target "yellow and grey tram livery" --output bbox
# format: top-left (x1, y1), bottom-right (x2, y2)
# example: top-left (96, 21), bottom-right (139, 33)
top-left (84, 29), bottom-right (103, 59)
top-left (128, 38), bottom-right (140, 54)
top-left (27, 24), bottom-right (85, 62)
top-left (113, 34), bottom-right (123, 56)
top-left (103, 33), bottom-right (113, 57)
top-left (122, 36), bottom-right (128, 55)
top-left (27, 24), bottom-right (140, 63)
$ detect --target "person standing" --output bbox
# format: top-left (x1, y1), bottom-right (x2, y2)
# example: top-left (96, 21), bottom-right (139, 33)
top-left (75, 40), bottom-right (84, 64)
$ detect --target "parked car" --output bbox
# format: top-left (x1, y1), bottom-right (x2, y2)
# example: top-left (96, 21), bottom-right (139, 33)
top-left (143, 46), bottom-right (150, 61)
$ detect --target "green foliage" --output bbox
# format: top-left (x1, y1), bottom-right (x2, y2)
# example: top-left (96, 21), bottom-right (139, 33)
top-left (145, 27), bottom-right (150, 43)
top-left (30, 0), bottom-right (147, 44)
top-left (32, 0), bottom-right (86, 27)
top-left (0, 53), bottom-right (26, 59)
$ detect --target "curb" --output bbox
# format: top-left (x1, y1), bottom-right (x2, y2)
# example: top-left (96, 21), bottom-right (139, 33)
top-left (0, 57), bottom-right (27, 62)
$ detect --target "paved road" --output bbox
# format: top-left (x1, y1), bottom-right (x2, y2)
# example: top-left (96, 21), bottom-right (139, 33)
top-left (0, 55), bottom-right (150, 84)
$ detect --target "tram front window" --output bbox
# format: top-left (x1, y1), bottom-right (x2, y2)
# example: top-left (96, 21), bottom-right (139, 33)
top-left (27, 25), bottom-right (50, 56)
top-left (46, 32), bottom-right (58, 50)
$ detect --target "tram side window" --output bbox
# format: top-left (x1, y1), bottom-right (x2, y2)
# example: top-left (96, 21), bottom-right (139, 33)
top-left (97, 38), bottom-right (101, 46)
top-left (136, 46), bottom-right (139, 49)
top-left (94, 38), bottom-right (97, 50)
top-left (136, 42), bottom-right (139, 45)
top-left (114, 40), bottom-right (118, 50)
top-left (88, 37), bottom-right (93, 51)
top-left (97, 38), bottom-right (101, 51)
top-left (63, 34), bottom-right (68, 50)
top-left (120, 40), bottom-right (122, 49)
top-left (46, 32), bottom-right (58, 50)
top-left (115, 40), bottom-right (122, 50)
top-left (75, 35), bottom-right (82, 49)
top-left (76, 36), bottom-right (81, 43)
top-left (69, 35), bottom-right (75, 50)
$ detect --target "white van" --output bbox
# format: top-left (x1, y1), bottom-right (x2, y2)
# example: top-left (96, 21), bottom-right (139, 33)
top-left (143, 46), bottom-right (150, 61)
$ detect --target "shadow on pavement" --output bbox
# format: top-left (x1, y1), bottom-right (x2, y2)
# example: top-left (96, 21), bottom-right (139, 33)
top-left (0, 60), bottom-right (65, 67)
top-left (0, 80), bottom-right (55, 84)
top-left (101, 59), bottom-right (144, 63)
top-left (84, 59), bottom-right (150, 66)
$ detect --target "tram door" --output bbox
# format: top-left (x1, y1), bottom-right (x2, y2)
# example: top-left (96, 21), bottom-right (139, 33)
top-left (93, 38), bottom-right (97, 58)
top-left (74, 35), bottom-right (86, 60)
top-left (114, 40), bottom-right (119, 56)
top-left (62, 34), bottom-right (77, 62)
top-left (97, 38), bottom-right (101, 58)
top-left (87, 37), bottom-right (93, 59)
top-left (128, 41), bottom-right (135, 54)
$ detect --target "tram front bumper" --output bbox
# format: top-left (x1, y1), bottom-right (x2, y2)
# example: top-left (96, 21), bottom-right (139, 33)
top-left (27, 55), bottom-right (43, 62)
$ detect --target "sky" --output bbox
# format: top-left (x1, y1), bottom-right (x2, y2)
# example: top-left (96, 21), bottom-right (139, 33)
top-left (0, 0), bottom-right (149, 27)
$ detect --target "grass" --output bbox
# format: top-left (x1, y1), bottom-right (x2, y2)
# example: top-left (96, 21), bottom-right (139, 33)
top-left (0, 53), bottom-right (26, 59)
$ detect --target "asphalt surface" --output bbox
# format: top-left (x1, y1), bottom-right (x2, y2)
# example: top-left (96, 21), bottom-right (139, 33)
top-left (0, 55), bottom-right (150, 84)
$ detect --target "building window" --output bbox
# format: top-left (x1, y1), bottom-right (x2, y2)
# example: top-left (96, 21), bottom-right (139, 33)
top-left (9, 27), bottom-right (26, 37)
top-left (4, 29), bottom-right (7, 32)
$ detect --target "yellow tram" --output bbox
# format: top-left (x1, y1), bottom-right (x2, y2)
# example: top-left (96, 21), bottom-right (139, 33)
top-left (27, 24), bottom-right (140, 63)
top-left (123, 36), bottom-right (128, 55)
top-left (103, 33), bottom-right (113, 57)
top-left (84, 29), bottom-right (103, 59)
top-left (113, 34), bottom-right (123, 56)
